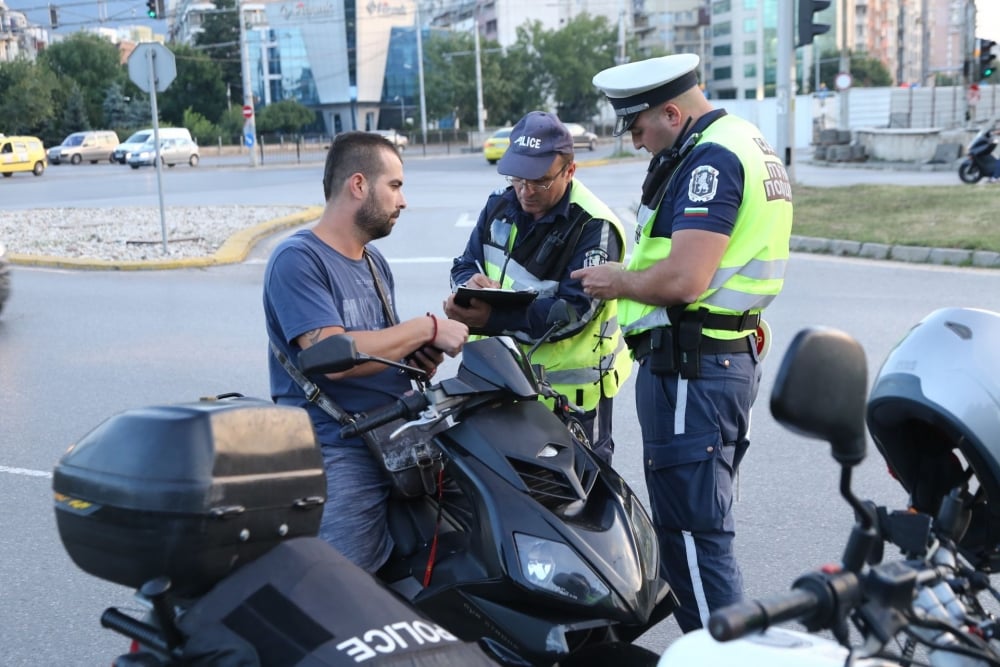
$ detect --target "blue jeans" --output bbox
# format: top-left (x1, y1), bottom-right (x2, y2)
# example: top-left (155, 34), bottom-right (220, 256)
top-left (318, 445), bottom-right (394, 574)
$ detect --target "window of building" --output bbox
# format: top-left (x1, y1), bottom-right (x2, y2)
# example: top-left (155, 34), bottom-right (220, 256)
top-left (713, 44), bottom-right (732, 56)
top-left (714, 66), bottom-right (732, 80)
top-left (744, 40), bottom-right (756, 55)
top-left (744, 0), bottom-right (756, 8)
top-left (744, 17), bottom-right (756, 33)
top-left (743, 89), bottom-right (758, 99)
top-left (712, 21), bottom-right (731, 37)
top-left (744, 63), bottom-right (756, 77)
top-left (712, 0), bottom-right (731, 13)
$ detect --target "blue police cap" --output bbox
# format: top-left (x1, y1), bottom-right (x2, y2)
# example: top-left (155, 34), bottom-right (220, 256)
top-left (593, 54), bottom-right (701, 136)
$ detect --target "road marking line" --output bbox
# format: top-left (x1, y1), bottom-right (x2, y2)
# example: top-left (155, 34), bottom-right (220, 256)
top-left (1, 465), bottom-right (52, 479)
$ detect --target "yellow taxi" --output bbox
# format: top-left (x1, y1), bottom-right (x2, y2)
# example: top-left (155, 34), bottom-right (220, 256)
top-left (483, 127), bottom-right (513, 165)
top-left (0, 135), bottom-right (47, 177)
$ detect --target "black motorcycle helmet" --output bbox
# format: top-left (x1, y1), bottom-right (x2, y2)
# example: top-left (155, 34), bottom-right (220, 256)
top-left (867, 307), bottom-right (1000, 570)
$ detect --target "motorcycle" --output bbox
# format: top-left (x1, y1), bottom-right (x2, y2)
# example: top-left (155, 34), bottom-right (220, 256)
top-left (958, 123), bottom-right (998, 183)
top-left (53, 307), bottom-right (676, 666)
top-left (660, 307), bottom-right (1000, 666)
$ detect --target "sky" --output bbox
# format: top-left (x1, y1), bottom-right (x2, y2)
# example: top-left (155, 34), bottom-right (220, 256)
top-left (978, 0), bottom-right (999, 39)
top-left (3, 0), bottom-right (999, 41)
top-left (3, 0), bottom-right (163, 33)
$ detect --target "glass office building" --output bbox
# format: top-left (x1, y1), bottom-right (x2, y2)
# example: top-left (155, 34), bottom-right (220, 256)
top-left (174, 0), bottom-right (420, 135)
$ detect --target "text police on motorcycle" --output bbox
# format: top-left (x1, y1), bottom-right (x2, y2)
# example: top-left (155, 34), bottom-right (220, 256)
top-left (573, 54), bottom-right (793, 632)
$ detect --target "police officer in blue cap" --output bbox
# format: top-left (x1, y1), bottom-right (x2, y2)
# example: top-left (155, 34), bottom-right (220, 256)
top-left (446, 111), bottom-right (632, 465)
top-left (573, 55), bottom-right (793, 632)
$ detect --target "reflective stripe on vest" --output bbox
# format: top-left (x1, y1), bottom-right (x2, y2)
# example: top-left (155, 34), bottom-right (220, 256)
top-left (481, 180), bottom-right (633, 410)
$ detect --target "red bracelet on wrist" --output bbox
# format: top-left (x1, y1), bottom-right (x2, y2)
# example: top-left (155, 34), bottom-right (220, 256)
top-left (426, 312), bottom-right (438, 345)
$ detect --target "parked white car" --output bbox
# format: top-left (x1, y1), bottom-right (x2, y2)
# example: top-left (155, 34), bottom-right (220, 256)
top-left (127, 137), bottom-right (200, 169)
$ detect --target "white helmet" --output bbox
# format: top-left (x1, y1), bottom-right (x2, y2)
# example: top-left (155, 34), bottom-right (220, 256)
top-left (867, 307), bottom-right (1000, 569)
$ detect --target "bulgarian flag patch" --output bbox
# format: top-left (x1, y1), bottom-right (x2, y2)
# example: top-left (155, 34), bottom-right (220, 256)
top-left (684, 207), bottom-right (709, 217)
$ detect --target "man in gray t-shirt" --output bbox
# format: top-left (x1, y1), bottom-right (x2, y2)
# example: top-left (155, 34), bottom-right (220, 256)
top-left (263, 132), bottom-right (468, 573)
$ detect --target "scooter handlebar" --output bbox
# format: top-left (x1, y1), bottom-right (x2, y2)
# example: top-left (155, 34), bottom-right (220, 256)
top-left (708, 587), bottom-right (819, 642)
top-left (339, 390), bottom-right (429, 439)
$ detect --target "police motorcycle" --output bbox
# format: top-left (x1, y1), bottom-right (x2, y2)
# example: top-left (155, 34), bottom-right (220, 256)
top-left (660, 306), bottom-right (1000, 666)
top-left (958, 119), bottom-right (999, 183)
top-left (52, 303), bottom-right (676, 666)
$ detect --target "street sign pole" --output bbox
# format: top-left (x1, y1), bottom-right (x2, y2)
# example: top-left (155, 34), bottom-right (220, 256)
top-left (146, 47), bottom-right (168, 255)
top-left (129, 43), bottom-right (177, 255)
top-left (238, 2), bottom-right (259, 168)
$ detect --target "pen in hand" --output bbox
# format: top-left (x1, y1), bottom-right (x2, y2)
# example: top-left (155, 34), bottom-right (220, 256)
top-left (475, 258), bottom-right (486, 276)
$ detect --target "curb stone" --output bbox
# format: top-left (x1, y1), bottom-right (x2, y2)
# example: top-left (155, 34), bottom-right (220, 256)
top-left (791, 235), bottom-right (998, 269)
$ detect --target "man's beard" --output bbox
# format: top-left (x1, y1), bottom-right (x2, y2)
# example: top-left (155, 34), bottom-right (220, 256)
top-left (355, 189), bottom-right (395, 240)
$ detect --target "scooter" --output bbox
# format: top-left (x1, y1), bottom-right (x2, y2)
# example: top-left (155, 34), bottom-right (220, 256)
top-left (54, 310), bottom-right (676, 666)
top-left (297, 329), bottom-right (676, 666)
top-left (958, 123), bottom-right (998, 183)
top-left (660, 309), bottom-right (1000, 666)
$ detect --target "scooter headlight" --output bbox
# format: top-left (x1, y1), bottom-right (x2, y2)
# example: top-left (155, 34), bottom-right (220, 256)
top-left (514, 533), bottom-right (610, 605)
top-left (628, 496), bottom-right (659, 580)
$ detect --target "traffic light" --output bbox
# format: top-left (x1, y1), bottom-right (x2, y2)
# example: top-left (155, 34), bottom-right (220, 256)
top-left (797, 0), bottom-right (831, 47)
top-left (48, 4), bottom-right (58, 29)
top-left (980, 39), bottom-right (997, 79)
top-left (145, 0), bottom-right (164, 19)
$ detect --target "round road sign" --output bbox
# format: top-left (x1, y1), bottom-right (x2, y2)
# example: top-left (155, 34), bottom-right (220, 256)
top-left (242, 105), bottom-right (254, 119)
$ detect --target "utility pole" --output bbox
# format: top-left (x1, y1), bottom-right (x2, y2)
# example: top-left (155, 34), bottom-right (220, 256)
top-left (777, 0), bottom-right (794, 178)
top-left (473, 2), bottom-right (485, 134)
top-left (238, 1), bottom-right (258, 167)
top-left (838, 0), bottom-right (849, 130)
top-left (415, 2), bottom-right (428, 155)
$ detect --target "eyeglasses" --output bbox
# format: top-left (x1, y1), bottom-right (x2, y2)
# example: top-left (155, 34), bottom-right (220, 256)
top-left (505, 163), bottom-right (569, 191)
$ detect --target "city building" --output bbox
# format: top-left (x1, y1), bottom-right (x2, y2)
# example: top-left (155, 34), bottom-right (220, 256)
top-left (0, 0), bottom-right (44, 61)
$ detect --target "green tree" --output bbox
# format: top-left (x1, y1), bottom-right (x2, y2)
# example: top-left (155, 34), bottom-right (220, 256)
top-left (256, 99), bottom-right (316, 133)
top-left (423, 31), bottom-right (480, 128)
top-left (819, 50), bottom-right (893, 88)
top-left (533, 14), bottom-right (618, 121)
top-left (194, 0), bottom-right (243, 107)
top-left (62, 83), bottom-right (91, 132)
top-left (160, 44), bottom-right (228, 125)
top-left (182, 108), bottom-right (220, 145)
top-left (0, 60), bottom-right (59, 139)
top-left (39, 32), bottom-right (124, 128)
top-left (217, 106), bottom-right (247, 143)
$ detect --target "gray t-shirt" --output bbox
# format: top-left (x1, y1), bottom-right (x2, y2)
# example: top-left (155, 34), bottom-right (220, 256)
top-left (263, 229), bottom-right (410, 446)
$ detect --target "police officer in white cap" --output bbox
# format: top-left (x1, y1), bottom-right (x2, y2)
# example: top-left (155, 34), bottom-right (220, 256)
top-left (573, 55), bottom-right (794, 632)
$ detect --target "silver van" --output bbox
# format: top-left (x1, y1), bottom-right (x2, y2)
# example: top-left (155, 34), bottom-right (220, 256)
top-left (113, 127), bottom-right (193, 165)
top-left (47, 131), bottom-right (120, 165)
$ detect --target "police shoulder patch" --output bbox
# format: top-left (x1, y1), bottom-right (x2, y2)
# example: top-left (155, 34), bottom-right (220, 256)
top-left (688, 165), bottom-right (720, 203)
top-left (583, 248), bottom-right (610, 267)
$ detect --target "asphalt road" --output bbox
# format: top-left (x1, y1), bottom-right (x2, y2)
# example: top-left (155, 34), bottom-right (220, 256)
top-left (0, 152), bottom-right (992, 665)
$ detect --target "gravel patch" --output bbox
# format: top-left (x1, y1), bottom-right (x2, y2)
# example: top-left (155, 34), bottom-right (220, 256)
top-left (1, 206), bottom-right (309, 262)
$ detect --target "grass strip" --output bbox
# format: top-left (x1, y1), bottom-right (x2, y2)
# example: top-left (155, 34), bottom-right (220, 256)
top-left (792, 185), bottom-right (1000, 252)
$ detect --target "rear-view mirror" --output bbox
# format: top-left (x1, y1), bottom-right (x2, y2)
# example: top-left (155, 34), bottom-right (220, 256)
top-left (770, 327), bottom-right (868, 466)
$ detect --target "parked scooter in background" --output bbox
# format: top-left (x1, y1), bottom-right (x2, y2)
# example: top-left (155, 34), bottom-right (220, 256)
top-left (958, 121), bottom-right (998, 183)
top-left (660, 307), bottom-right (1000, 666)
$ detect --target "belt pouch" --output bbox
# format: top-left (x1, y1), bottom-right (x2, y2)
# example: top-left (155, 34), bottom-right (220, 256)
top-left (677, 310), bottom-right (708, 379)
top-left (649, 327), bottom-right (677, 376)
